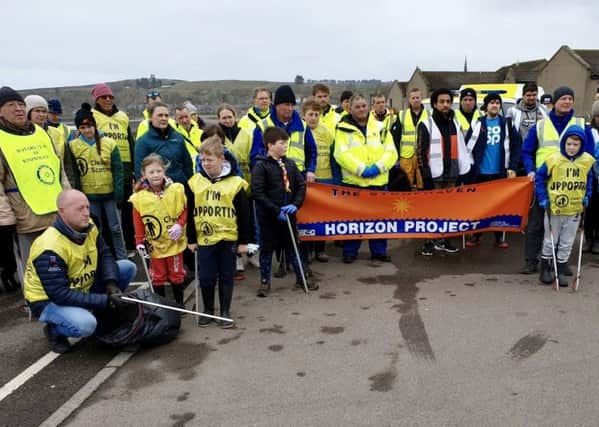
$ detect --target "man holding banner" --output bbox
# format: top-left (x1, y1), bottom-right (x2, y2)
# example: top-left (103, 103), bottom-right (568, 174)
top-left (334, 94), bottom-right (398, 263)
top-left (416, 88), bottom-right (472, 256)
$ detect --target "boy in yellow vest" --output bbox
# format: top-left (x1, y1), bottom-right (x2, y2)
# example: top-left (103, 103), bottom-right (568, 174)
top-left (535, 125), bottom-right (595, 287)
top-left (302, 97), bottom-right (333, 262)
top-left (187, 137), bottom-right (250, 328)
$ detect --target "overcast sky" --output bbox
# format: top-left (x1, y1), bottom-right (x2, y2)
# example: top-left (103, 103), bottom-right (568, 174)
top-left (2, 0), bottom-right (597, 90)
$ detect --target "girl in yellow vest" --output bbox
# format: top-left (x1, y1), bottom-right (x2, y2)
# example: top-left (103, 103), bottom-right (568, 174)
top-left (129, 154), bottom-right (188, 304)
top-left (187, 137), bottom-right (250, 328)
top-left (68, 103), bottom-right (127, 260)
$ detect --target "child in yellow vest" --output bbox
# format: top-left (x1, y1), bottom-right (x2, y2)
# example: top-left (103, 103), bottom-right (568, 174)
top-left (69, 103), bottom-right (127, 260)
top-left (187, 137), bottom-right (250, 328)
top-left (535, 125), bottom-right (595, 287)
top-left (129, 154), bottom-right (188, 303)
top-left (302, 98), bottom-right (334, 263)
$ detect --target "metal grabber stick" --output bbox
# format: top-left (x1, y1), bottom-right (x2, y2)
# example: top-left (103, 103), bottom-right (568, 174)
top-left (572, 210), bottom-right (585, 292)
top-left (286, 214), bottom-right (308, 293)
top-left (138, 246), bottom-right (154, 294)
top-left (194, 248), bottom-right (200, 325)
top-left (120, 296), bottom-right (233, 323)
top-left (545, 211), bottom-right (559, 291)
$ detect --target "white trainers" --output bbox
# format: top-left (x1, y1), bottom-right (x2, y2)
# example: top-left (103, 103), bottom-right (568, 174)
top-left (236, 254), bottom-right (246, 272)
top-left (247, 250), bottom-right (260, 268)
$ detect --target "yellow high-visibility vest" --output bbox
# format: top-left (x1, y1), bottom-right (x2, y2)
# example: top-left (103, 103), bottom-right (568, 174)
top-left (311, 124), bottom-right (334, 180)
top-left (0, 125), bottom-right (62, 215)
top-left (334, 119), bottom-right (398, 187)
top-left (398, 108), bottom-right (429, 159)
top-left (69, 136), bottom-right (117, 195)
top-left (24, 225), bottom-right (99, 303)
top-left (258, 117), bottom-right (307, 172)
top-left (187, 174), bottom-right (248, 246)
top-left (535, 117), bottom-right (586, 169)
top-left (93, 109), bottom-right (131, 162)
top-left (545, 151), bottom-right (595, 215)
top-left (455, 109), bottom-right (482, 136)
top-left (128, 183), bottom-right (187, 258)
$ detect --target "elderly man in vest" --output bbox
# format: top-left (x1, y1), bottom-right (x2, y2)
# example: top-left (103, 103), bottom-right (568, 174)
top-left (0, 87), bottom-right (71, 280)
top-left (24, 189), bottom-right (137, 353)
top-left (417, 88), bottom-right (472, 257)
top-left (334, 94), bottom-right (398, 264)
top-left (520, 86), bottom-right (595, 274)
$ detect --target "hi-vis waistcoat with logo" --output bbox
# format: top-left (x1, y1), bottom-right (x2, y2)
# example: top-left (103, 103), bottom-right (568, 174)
top-left (0, 125), bottom-right (62, 215)
top-left (24, 225), bottom-right (99, 303)
top-left (69, 136), bottom-right (117, 195)
top-left (188, 174), bottom-right (248, 246)
top-left (128, 183), bottom-right (187, 258)
top-left (92, 109), bottom-right (131, 162)
top-left (535, 117), bottom-right (586, 169)
top-left (545, 151), bottom-right (595, 216)
top-left (258, 117), bottom-right (307, 172)
top-left (399, 108), bottom-right (429, 159)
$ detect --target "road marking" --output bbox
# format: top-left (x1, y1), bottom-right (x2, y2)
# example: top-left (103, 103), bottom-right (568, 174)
top-left (0, 351), bottom-right (60, 402)
top-left (39, 346), bottom-right (138, 427)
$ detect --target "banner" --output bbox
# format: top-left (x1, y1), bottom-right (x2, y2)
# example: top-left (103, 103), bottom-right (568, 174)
top-left (297, 178), bottom-right (533, 240)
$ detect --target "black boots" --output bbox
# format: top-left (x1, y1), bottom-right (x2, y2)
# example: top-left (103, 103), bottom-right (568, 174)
top-left (218, 283), bottom-right (234, 328)
top-left (172, 284), bottom-right (184, 305)
top-left (198, 286), bottom-right (215, 327)
top-left (540, 259), bottom-right (570, 287)
top-left (44, 324), bottom-right (71, 354)
top-left (539, 258), bottom-right (554, 285)
top-left (152, 285), bottom-right (166, 296)
top-left (557, 262), bottom-right (570, 287)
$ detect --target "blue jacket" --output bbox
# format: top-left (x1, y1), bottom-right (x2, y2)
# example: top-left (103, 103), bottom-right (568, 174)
top-left (134, 124), bottom-right (193, 185)
top-left (249, 107), bottom-right (317, 173)
top-left (521, 109), bottom-right (595, 174)
top-left (28, 217), bottom-right (118, 317)
top-left (535, 125), bottom-right (593, 205)
top-left (466, 115), bottom-right (520, 180)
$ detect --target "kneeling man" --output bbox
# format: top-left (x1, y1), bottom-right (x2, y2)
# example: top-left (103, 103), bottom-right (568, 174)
top-left (24, 190), bottom-right (137, 353)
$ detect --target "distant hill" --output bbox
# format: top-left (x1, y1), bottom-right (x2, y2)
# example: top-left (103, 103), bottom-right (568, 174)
top-left (19, 78), bottom-right (392, 122)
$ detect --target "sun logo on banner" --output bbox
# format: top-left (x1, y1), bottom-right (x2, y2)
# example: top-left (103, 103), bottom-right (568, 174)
top-left (393, 198), bottom-right (411, 215)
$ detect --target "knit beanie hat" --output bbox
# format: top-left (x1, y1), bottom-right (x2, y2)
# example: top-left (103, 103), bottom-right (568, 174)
top-left (91, 83), bottom-right (113, 100)
top-left (24, 95), bottom-right (48, 117)
top-left (274, 85), bottom-right (296, 106)
top-left (483, 93), bottom-right (502, 110)
top-left (0, 86), bottom-right (24, 108)
top-left (592, 100), bottom-right (599, 117)
top-left (460, 87), bottom-right (476, 101)
top-left (47, 99), bottom-right (63, 114)
top-left (75, 103), bottom-right (96, 128)
top-left (553, 86), bottom-right (574, 102)
top-left (339, 90), bottom-right (354, 103)
top-left (540, 94), bottom-right (552, 105)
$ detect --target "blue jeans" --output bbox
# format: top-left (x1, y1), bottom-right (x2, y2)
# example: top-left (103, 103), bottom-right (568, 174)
top-left (90, 199), bottom-right (127, 260)
top-left (38, 260), bottom-right (137, 338)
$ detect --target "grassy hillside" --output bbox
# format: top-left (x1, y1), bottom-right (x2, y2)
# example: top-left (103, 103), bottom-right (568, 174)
top-left (19, 78), bottom-right (392, 121)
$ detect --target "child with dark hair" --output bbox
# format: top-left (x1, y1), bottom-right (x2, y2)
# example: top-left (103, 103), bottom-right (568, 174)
top-left (251, 127), bottom-right (317, 297)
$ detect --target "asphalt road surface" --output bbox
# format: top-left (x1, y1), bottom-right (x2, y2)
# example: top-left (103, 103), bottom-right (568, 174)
top-left (2, 233), bottom-right (599, 427)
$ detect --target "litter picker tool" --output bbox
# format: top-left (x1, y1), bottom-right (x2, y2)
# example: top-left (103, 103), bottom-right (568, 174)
top-left (572, 212), bottom-right (585, 291)
top-left (121, 295), bottom-right (233, 323)
top-left (286, 214), bottom-right (308, 293)
top-left (546, 211), bottom-right (559, 291)
top-left (194, 249), bottom-right (200, 325)
top-left (138, 246), bottom-right (154, 293)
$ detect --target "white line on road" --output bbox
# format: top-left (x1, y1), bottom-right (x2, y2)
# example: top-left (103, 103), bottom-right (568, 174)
top-left (40, 346), bottom-right (138, 427)
top-left (0, 351), bottom-right (60, 402)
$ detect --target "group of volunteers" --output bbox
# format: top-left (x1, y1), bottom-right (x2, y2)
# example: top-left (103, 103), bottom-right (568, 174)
top-left (0, 77), bottom-right (598, 354)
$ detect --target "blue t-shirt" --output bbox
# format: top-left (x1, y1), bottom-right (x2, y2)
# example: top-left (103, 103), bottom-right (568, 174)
top-left (479, 117), bottom-right (501, 175)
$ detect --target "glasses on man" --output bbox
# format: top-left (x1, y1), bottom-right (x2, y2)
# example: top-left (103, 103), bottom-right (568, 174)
top-left (146, 91), bottom-right (160, 99)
